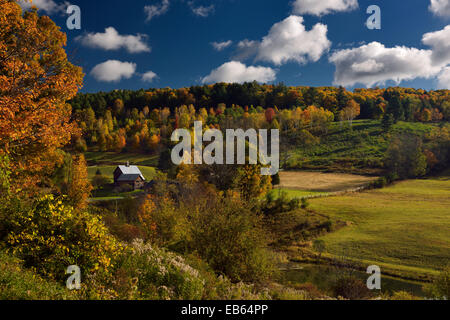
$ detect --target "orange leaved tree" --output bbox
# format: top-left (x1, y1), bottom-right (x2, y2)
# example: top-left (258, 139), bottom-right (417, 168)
top-left (0, 0), bottom-right (83, 191)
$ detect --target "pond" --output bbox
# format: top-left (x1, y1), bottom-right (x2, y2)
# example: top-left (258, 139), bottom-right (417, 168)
top-left (280, 263), bottom-right (426, 297)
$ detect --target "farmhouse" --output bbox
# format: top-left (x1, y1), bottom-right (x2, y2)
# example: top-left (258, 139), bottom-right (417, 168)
top-left (113, 162), bottom-right (145, 190)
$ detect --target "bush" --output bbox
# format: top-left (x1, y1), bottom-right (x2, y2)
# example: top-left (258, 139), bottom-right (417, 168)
top-left (271, 173), bottom-right (280, 186)
top-left (321, 220), bottom-right (333, 232)
top-left (137, 194), bottom-right (189, 246)
top-left (301, 198), bottom-right (309, 209)
top-left (390, 291), bottom-right (421, 300)
top-left (191, 196), bottom-right (275, 283)
top-left (372, 177), bottom-right (387, 189)
top-left (92, 175), bottom-right (110, 189)
top-left (3, 195), bottom-right (122, 281)
top-left (424, 267), bottom-right (450, 299)
top-left (263, 191), bottom-right (301, 215)
top-left (332, 276), bottom-right (372, 300)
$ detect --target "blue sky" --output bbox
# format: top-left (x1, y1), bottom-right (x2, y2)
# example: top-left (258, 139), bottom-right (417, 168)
top-left (20, 0), bottom-right (450, 92)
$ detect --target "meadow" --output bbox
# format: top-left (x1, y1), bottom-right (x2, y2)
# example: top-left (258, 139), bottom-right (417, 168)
top-left (308, 174), bottom-right (450, 280)
top-left (284, 120), bottom-right (440, 174)
top-left (276, 171), bottom-right (377, 192)
top-left (85, 151), bottom-right (159, 167)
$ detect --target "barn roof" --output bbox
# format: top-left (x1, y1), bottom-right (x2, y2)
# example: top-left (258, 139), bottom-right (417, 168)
top-left (116, 165), bottom-right (145, 181)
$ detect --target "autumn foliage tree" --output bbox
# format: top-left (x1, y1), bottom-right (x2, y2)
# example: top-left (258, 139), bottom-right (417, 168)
top-left (0, 1), bottom-right (83, 191)
top-left (67, 154), bottom-right (92, 210)
top-left (339, 100), bottom-right (361, 126)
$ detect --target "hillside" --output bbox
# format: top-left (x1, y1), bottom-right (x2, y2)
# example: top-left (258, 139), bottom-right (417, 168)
top-left (283, 120), bottom-right (445, 174)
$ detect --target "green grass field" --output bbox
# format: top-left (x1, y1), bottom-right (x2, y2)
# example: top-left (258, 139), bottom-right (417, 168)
top-left (269, 188), bottom-right (326, 199)
top-left (85, 151), bottom-right (159, 167)
top-left (309, 174), bottom-right (450, 279)
top-left (284, 120), bottom-right (441, 174)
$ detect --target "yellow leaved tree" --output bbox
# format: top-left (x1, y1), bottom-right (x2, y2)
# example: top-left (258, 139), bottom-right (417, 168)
top-left (0, 0), bottom-right (83, 191)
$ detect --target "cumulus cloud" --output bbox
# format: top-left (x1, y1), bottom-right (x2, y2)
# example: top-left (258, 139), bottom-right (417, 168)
top-left (351, 59), bottom-right (384, 73)
top-left (256, 16), bottom-right (331, 65)
top-left (235, 16), bottom-right (331, 66)
top-left (329, 42), bottom-right (442, 87)
top-left (91, 60), bottom-right (137, 82)
top-left (429, 0), bottom-right (450, 17)
top-left (202, 61), bottom-right (276, 84)
top-left (75, 27), bottom-right (150, 53)
top-left (438, 67), bottom-right (450, 88)
top-left (142, 71), bottom-right (158, 82)
top-left (190, 3), bottom-right (215, 17)
top-left (422, 25), bottom-right (450, 66)
top-left (292, 0), bottom-right (358, 16)
top-left (144, 0), bottom-right (170, 22)
top-left (211, 40), bottom-right (233, 51)
top-left (17, 0), bottom-right (68, 14)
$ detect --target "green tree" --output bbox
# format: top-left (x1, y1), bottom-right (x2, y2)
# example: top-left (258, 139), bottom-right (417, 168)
top-left (385, 133), bottom-right (427, 179)
top-left (381, 113), bottom-right (394, 132)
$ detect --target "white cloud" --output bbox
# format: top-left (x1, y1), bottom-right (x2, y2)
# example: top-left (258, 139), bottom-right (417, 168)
top-left (351, 59), bottom-right (384, 73)
top-left (254, 16), bottom-right (331, 65)
top-left (202, 61), bottom-right (276, 84)
top-left (438, 67), bottom-right (450, 88)
top-left (75, 27), bottom-right (150, 53)
top-left (142, 71), bottom-right (158, 82)
top-left (17, 0), bottom-right (68, 14)
top-left (211, 40), bottom-right (233, 51)
top-left (329, 42), bottom-right (442, 87)
top-left (91, 60), bottom-right (137, 82)
top-left (234, 39), bottom-right (260, 60)
top-left (292, 0), bottom-right (358, 16)
top-left (190, 4), bottom-right (215, 17)
top-left (144, 0), bottom-right (170, 22)
top-left (429, 0), bottom-right (450, 17)
top-left (422, 25), bottom-right (450, 66)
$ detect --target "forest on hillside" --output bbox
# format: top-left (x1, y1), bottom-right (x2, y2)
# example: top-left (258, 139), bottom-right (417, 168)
top-left (67, 85), bottom-right (450, 177)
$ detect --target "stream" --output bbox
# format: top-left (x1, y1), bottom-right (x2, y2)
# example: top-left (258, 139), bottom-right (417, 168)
top-left (280, 263), bottom-right (426, 297)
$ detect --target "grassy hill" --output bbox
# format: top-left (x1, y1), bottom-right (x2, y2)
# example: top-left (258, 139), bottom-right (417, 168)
top-left (308, 173), bottom-right (450, 280)
top-left (85, 151), bottom-right (159, 167)
top-left (284, 120), bottom-right (441, 174)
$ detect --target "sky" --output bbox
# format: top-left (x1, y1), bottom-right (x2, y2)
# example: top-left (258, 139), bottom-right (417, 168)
top-left (17, 0), bottom-right (450, 92)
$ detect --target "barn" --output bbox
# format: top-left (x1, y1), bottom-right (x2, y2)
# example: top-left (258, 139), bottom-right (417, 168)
top-left (113, 162), bottom-right (146, 190)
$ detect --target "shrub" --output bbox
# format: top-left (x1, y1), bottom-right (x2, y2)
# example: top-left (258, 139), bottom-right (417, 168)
top-left (3, 195), bottom-right (122, 281)
top-left (423, 267), bottom-right (450, 300)
top-left (321, 220), bottom-right (333, 232)
top-left (271, 173), bottom-right (280, 186)
top-left (137, 194), bottom-right (188, 246)
top-left (92, 175), bottom-right (110, 189)
top-left (191, 196), bottom-right (275, 283)
top-left (372, 177), bottom-right (387, 189)
top-left (332, 276), bottom-right (372, 300)
top-left (269, 286), bottom-right (308, 300)
top-left (390, 291), bottom-right (421, 300)
top-left (301, 198), bottom-right (309, 209)
top-left (263, 191), bottom-right (301, 215)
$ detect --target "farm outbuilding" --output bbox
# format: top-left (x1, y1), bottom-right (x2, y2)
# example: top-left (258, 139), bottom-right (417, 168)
top-left (113, 162), bottom-right (146, 190)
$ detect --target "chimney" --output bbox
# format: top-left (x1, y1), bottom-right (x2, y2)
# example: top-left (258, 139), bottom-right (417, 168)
top-left (126, 161), bottom-right (130, 167)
